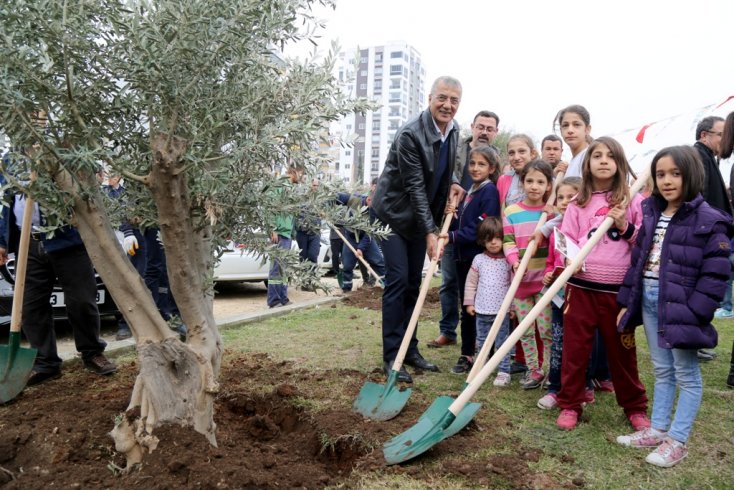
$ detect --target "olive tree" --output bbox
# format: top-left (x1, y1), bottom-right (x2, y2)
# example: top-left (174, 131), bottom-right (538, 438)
top-left (0, 0), bottom-right (373, 468)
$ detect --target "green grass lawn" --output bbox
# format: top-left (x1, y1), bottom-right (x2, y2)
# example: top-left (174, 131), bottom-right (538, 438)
top-left (221, 299), bottom-right (734, 489)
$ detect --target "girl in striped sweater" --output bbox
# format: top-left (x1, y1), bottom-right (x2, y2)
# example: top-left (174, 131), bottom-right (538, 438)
top-left (502, 159), bottom-right (554, 389)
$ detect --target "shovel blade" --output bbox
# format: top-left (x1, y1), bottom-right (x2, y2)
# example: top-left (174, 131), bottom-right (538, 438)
top-left (0, 332), bottom-right (37, 404)
top-left (383, 409), bottom-right (456, 465)
top-left (353, 371), bottom-right (412, 421)
top-left (384, 396), bottom-right (481, 450)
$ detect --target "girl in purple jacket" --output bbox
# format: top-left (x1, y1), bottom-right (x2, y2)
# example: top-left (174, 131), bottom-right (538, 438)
top-left (617, 145), bottom-right (734, 467)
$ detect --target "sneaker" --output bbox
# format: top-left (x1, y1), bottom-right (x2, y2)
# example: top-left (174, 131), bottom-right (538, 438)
top-left (115, 325), bottom-right (132, 341)
top-left (628, 412), bottom-right (651, 431)
top-left (645, 438), bottom-right (688, 468)
top-left (714, 308), bottom-right (734, 319)
top-left (593, 378), bottom-right (615, 392)
top-left (617, 428), bottom-right (667, 448)
top-left (521, 369), bottom-right (545, 390)
top-left (493, 372), bottom-right (511, 387)
top-left (727, 367), bottom-right (734, 389)
top-left (697, 349), bottom-right (715, 362)
top-left (556, 409), bottom-right (579, 430)
top-left (537, 393), bottom-right (558, 410)
top-left (541, 377), bottom-right (551, 390)
top-left (451, 356), bottom-right (473, 374)
top-left (83, 354), bottom-right (117, 375)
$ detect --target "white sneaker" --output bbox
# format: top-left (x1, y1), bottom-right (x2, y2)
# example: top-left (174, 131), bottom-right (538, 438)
top-left (493, 372), bottom-right (511, 387)
top-left (645, 438), bottom-right (688, 467)
top-left (537, 393), bottom-right (558, 410)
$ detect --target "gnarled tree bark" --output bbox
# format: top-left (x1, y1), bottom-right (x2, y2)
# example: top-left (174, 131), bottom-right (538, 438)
top-left (52, 134), bottom-right (222, 469)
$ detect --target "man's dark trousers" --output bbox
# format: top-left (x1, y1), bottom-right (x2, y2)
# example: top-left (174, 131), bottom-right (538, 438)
top-left (380, 232), bottom-right (426, 363)
top-left (22, 240), bottom-right (105, 373)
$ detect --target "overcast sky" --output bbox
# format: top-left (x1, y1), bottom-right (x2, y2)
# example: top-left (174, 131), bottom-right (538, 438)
top-left (297, 0), bottom-right (733, 161)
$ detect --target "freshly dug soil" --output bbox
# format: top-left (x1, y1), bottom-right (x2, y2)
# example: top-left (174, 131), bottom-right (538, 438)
top-left (0, 351), bottom-right (562, 489)
top-left (343, 285), bottom-right (440, 311)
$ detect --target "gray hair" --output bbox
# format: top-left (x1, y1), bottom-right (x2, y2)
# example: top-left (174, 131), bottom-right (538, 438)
top-left (430, 76), bottom-right (462, 95)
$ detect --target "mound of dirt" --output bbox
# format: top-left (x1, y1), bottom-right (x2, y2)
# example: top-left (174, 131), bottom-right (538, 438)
top-left (0, 352), bottom-right (560, 489)
top-left (343, 286), bottom-right (440, 311)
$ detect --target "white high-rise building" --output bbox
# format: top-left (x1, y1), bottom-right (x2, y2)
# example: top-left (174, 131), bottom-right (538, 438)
top-left (331, 42), bottom-right (426, 185)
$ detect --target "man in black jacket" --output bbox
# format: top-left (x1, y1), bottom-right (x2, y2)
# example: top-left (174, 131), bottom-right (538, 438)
top-left (372, 76), bottom-right (464, 383)
top-left (694, 115), bottom-right (731, 362)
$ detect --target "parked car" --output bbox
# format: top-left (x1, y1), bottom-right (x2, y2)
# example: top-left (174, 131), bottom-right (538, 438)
top-left (213, 230), bottom-right (332, 284)
top-left (0, 253), bottom-right (120, 326)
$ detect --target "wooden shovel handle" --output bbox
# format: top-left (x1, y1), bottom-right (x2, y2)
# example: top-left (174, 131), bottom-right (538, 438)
top-left (9, 195), bottom-right (35, 334)
top-left (330, 225), bottom-right (384, 286)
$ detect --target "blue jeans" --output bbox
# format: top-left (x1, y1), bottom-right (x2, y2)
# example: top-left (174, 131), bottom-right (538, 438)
top-left (438, 243), bottom-right (459, 340)
top-left (718, 252), bottom-right (734, 311)
top-left (642, 278), bottom-right (702, 443)
top-left (267, 236), bottom-right (292, 307)
top-left (476, 313), bottom-right (511, 374)
top-left (341, 238), bottom-right (385, 291)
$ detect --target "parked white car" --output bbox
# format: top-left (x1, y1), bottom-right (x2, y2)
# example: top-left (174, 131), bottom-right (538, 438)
top-left (213, 231), bottom-right (332, 283)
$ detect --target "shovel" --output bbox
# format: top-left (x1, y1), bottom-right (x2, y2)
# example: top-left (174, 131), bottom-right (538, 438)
top-left (0, 194), bottom-right (38, 403)
top-left (354, 201), bottom-right (479, 423)
top-left (384, 170), bottom-right (649, 464)
top-left (329, 225), bottom-right (385, 288)
top-left (465, 171), bottom-right (564, 384)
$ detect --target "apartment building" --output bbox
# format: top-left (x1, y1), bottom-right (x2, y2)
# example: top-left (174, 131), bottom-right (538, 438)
top-left (331, 42), bottom-right (426, 185)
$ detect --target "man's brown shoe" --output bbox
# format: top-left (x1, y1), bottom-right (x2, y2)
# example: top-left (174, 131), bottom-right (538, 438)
top-left (427, 335), bottom-right (457, 348)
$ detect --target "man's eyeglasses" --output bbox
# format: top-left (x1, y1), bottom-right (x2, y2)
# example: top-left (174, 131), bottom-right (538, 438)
top-left (706, 130), bottom-right (723, 137)
top-left (474, 125), bottom-right (497, 134)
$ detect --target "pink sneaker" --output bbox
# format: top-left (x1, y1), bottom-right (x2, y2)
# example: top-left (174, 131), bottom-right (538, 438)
top-left (628, 412), bottom-right (651, 431)
top-left (616, 428), bottom-right (666, 448)
top-left (556, 409), bottom-right (578, 430)
top-left (537, 393), bottom-right (558, 410)
top-left (645, 438), bottom-right (688, 467)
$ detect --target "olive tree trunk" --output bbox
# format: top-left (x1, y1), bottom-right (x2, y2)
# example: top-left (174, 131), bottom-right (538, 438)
top-left (52, 133), bottom-right (222, 469)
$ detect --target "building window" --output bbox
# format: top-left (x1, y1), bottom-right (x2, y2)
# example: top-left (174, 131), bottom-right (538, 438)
top-left (335, 161), bottom-right (340, 171)
top-left (345, 150), bottom-right (351, 156)
top-left (390, 79), bottom-right (401, 89)
top-left (391, 51), bottom-right (403, 58)
top-left (358, 123), bottom-right (365, 130)
top-left (371, 162), bottom-right (379, 172)
top-left (345, 164), bottom-right (350, 169)
top-left (389, 65), bottom-right (402, 75)
top-left (389, 92), bottom-right (402, 103)
top-left (371, 147), bottom-right (380, 158)
top-left (359, 83), bottom-right (367, 90)
top-left (375, 53), bottom-right (383, 62)
top-left (360, 57), bottom-right (368, 63)
top-left (360, 70), bottom-right (367, 76)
